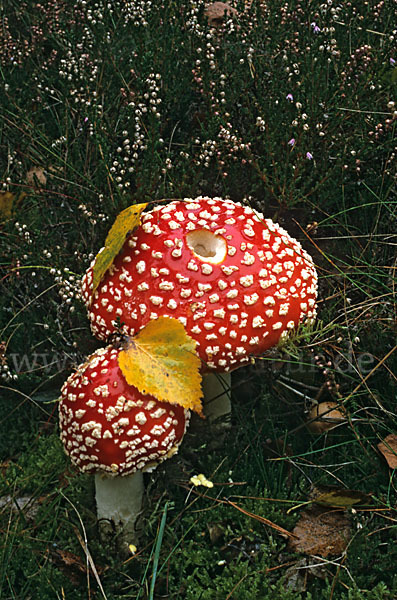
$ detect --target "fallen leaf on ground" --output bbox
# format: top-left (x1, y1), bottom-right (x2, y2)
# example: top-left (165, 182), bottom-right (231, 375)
top-left (377, 434), bottom-right (397, 469)
top-left (207, 522), bottom-right (225, 545)
top-left (91, 201), bottom-right (147, 297)
top-left (204, 2), bottom-right (238, 27)
top-left (311, 486), bottom-right (372, 509)
top-left (0, 458), bottom-right (12, 477)
top-left (0, 494), bottom-right (43, 520)
top-left (0, 191), bottom-right (25, 220)
top-left (118, 317), bottom-right (203, 414)
top-left (288, 505), bottom-right (351, 557)
top-left (50, 547), bottom-right (103, 585)
top-left (284, 557), bottom-right (329, 593)
top-left (306, 401), bottom-right (347, 434)
top-left (26, 166), bottom-right (47, 186)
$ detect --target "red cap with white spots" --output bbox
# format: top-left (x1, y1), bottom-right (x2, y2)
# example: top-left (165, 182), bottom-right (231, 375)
top-left (59, 346), bottom-right (190, 476)
top-left (81, 197), bottom-right (318, 371)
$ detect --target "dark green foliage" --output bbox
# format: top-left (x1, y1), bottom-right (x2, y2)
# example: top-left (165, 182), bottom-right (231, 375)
top-left (1, 0), bottom-right (397, 598)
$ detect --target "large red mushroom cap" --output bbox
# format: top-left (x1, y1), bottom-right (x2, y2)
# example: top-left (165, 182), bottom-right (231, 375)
top-left (59, 346), bottom-right (189, 476)
top-left (81, 197), bottom-right (318, 371)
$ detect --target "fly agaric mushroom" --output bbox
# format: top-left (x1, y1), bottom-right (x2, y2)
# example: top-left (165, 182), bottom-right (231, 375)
top-left (59, 345), bottom-right (189, 550)
top-left (81, 197), bottom-right (317, 423)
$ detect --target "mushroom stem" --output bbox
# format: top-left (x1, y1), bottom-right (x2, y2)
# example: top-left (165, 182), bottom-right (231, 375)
top-left (202, 372), bottom-right (232, 426)
top-left (95, 471), bottom-right (144, 551)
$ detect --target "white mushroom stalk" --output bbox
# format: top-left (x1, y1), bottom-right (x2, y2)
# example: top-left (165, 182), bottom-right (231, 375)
top-left (95, 471), bottom-right (144, 547)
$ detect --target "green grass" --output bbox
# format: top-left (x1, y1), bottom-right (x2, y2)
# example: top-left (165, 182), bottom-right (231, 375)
top-left (1, 0), bottom-right (397, 598)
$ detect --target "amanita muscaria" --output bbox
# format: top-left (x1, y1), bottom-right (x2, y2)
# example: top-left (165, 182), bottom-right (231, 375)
top-left (59, 345), bottom-right (189, 550)
top-left (81, 197), bottom-right (318, 422)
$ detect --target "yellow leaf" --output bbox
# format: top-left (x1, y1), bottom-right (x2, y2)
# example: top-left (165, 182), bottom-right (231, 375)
top-left (312, 487), bottom-right (372, 509)
top-left (0, 191), bottom-right (25, 220)
top-left (91, 202), bottom-right (148, 297)
top-left (118, 317), bottom-right (203, 414)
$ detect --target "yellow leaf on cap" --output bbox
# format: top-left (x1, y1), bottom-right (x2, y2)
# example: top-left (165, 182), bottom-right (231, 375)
top-left (118, 317), bottom-right (203, 414)
top-left (91, 202), bottom-right (148, 297)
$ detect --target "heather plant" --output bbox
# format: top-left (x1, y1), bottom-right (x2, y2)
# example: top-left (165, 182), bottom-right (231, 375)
top-left (1, 0), bottom-right (397, 598)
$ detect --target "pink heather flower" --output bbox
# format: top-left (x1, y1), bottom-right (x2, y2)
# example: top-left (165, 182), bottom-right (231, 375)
top-left (286, 93), bottom-right (294, 102)
top-left (390, 58), bottom-right (396, 66)
top-left (288, 138), bottom-right (296, 146)
top-left (311, 22), bottom-right (321, 34)
top-left (306, 152), bottom-right (313, 160)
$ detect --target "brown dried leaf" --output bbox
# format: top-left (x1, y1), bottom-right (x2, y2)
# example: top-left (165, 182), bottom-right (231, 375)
top-left (26, 166), bottom-right (47, 186)
top-left (50, 547), bottom-right (103, 585)
top-left (53, 548), bottom-right (86, 571)
top-left (204, 2), bottom-right (238, 27)
top-left (284, 557), bottom-right (329, 593)
top-left (288, 505), bottom-right (351, 558)
top-left (306, 401), bottom-right (347, 434)
top-left (0, 460), bottom-right (11, 477)
top-left (283, 559), bottom-right (308, 593)
top-left (207, 522), bottom-right (225, 545)
top-left (377, 434), bottom-right (397, 469)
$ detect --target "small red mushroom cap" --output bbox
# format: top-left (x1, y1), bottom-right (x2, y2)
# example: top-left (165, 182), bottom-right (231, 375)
top-left (81, 197), bottom-right (318, 371)
top-left (59, 346), bottom-right (190, 476)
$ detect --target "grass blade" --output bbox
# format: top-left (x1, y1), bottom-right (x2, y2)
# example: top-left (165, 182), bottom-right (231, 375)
top-left (149, 502), bottom-right (168, 600)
